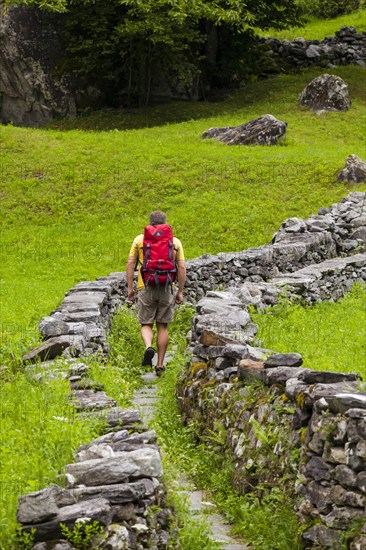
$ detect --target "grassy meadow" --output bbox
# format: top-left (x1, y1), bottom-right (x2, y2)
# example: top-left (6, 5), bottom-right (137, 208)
top-left (1, 64), bottom-right (365, 366)
top-left (0, 14), bottom-right (366, 545)
top-left (257, 8), bottom-right (366, 39)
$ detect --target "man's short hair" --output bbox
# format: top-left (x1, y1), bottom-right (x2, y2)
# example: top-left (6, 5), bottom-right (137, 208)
top-left (150, 211), bottom-right (167, 225)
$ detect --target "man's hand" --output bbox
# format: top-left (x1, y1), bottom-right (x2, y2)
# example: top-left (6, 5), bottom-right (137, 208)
top-left (126, 256), bottom-right (137, 303)
top-left (175, 290), bottom-right (183, 304)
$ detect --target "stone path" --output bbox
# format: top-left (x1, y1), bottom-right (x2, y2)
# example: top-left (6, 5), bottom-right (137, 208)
top-left (133, 357), bottom-right (247, 550)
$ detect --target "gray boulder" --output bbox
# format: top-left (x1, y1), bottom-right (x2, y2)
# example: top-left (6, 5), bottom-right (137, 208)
top-left (21, 498), bottom-right (112, 542)
top-left (264, 352), bottom-right (303, 368)
top-left (202, 114), bottom-right (287, 145)
top-left (299, 74), bottom-right (351, 112)
top-left (22, 335), bottom-right (81, 363)
top-left (338, 154), bottom-right (366, 183)
top-left (66, 448), bottom-right (163, 486)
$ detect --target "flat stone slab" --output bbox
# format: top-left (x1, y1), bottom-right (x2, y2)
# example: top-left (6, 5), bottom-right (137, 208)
top-left (62, 291), bottom-right (108, 307)
top-left (22, 497), bottom-right (112, 542)
top-left (66, 448), bottom-right (163, 485)
top-left (22, 336), bottom-right (76, 363)
top-left (325, 393), bottom-right (366, 414)
top-left (264, 352), bottom-right (303, 368)
top-left (271, 253), bottom-right (366, 288)
top-left (69, 390), bottom-right (116, 411)
top-left (72, 480), bottom-right (149, 504)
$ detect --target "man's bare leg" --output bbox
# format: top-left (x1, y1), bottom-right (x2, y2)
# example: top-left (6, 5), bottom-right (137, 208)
top-left (156, 322), bottom-right (169, 369)
top-left (141, 324), bottom-right (155, 366)
top-left (141, 324), bottom-right (154, 348)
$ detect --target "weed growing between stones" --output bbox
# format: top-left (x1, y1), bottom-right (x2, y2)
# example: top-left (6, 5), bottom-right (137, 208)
top-left (252, 282), bottom-right (366, 377)
top-left (60, 520), bottom-right (104, 549)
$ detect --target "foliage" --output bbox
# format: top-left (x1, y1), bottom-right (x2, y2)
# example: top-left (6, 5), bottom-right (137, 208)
top-left (4, 0), bottom-right (302, 104)
top-left (14, 527), bottom-right (36, 550)
top-left (60, 520), bottom-right (104, 549)
top-left (252, 283), bottom-right (366, 378)
top-left (100, 305), bottom-right (147, 400)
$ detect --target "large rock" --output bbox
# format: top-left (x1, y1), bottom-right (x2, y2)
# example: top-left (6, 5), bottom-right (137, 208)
top-left (0, 6), bottom-right (76, 127)
top-left (21, 498), bottom-right (112, 542)
top-left (299, 74), bottom-right (351, 112)
top-left (22, 335), bottom-right (82, 363)
top-left (338, 155), bottom-right (366, 183)
top-left (17, 485), bottom-right (75, 524)
top-left (202, 114), bottom-right (287, 145)
top-left (66, 448), bottom-right (163, 486)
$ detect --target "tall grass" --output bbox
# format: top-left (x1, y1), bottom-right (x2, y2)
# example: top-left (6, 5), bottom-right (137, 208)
top-left (252, 283), bottom-right (366, 378)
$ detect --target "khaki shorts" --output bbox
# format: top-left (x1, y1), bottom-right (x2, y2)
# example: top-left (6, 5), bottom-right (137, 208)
top-left (137, 286), bottom-right (176, 325)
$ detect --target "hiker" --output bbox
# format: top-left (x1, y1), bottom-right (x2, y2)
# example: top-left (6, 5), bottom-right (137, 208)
top-left (126, 211), bottom-right (186, 376)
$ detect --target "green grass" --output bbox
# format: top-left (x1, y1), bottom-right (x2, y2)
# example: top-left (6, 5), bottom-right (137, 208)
top-left (1, 65), bottom-right (365, 366)
top-left (1, 57), bottom-right (366, 548)
top-left (256, 8), bottom-right (366, 39)
top-left (0, 307), bottom-right (145, 549)
top-left (252, 283), bottom-right (366, 378)
top-left (0, 365), bottom-right (105, 548)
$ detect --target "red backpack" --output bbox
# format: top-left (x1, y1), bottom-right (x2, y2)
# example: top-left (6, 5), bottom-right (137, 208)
top-left (141, 224), bottom-right (177, 290)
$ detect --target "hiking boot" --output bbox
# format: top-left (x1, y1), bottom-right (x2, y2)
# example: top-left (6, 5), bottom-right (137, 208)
top-left (142, 347), bottom-right (155, 367)
top-left (155, 365), bottom-right (165, 377)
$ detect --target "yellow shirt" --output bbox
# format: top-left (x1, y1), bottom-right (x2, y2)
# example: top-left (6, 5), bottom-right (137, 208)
top-left (128, 234), bottom-right (185, 291)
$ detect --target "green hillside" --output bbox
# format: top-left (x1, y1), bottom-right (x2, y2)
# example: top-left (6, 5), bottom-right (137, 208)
top-left (1, 65), bottom-right (365, 366)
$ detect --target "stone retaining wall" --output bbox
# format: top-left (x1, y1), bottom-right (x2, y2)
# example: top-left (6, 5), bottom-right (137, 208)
top-left (178, 255), bottom-right (366, 548)
top-left (19, 408), bottom-right (170, 549)
top-left (183, 191), bottom-right (365, 303)
top-left (18, 191), bottom-right (366, 548)
top-left (260, 26), bottom-right (366, 71)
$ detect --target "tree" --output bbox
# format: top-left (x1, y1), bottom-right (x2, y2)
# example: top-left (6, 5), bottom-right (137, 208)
top-left (4, 0), bottom-right (302, 105)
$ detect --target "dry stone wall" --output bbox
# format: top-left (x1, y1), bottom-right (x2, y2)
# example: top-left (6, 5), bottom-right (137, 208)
top-left (18, 192), bottom-right (366, 548)
top-left (261, 26), bottom-right (366, 71)
top-left (177, 232), bottom-right (366, 546)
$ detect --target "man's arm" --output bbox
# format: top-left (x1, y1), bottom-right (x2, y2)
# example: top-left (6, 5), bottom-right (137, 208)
top-left (126, 256), bottom-right (137, 302)
top-left (176, 260), bottom-right (186, 304)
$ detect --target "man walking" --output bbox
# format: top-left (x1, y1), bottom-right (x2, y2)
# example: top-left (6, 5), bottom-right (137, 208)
top-left (126, 211), bottom-right (186, 376)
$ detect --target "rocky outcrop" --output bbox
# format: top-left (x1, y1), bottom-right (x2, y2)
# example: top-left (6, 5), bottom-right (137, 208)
top-left (202, 114), bottom-right (287, 145)
top-left (299, 74), bottom-right (351, 112)
top-left (338, 154), bottom-right (366, 183)
top-left (261, 26), bottom-right (366, 72)
top-left (0, 6), bottom-right (76, 127)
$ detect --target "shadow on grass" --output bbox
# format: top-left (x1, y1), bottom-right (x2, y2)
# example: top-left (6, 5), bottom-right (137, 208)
top-left (46, 66), bottom-right (366, 132)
